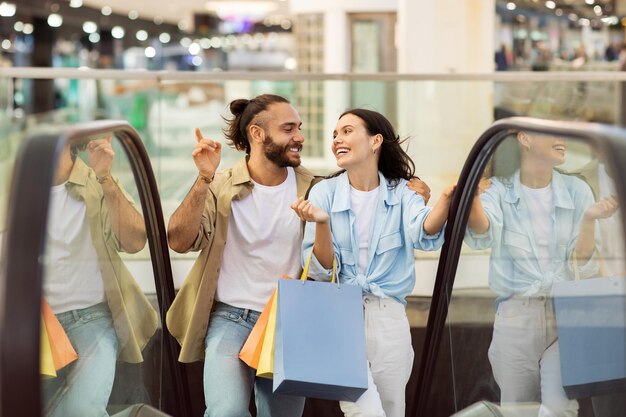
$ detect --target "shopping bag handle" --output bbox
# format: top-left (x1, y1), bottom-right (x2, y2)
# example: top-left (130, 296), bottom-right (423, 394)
top-left (301, 251), bottom-right (338, 285)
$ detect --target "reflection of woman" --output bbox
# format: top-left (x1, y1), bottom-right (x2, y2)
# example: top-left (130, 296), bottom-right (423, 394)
top-left (292, 109), bottom-right (453, 417)
top-left (44, 137), bottom-right (159, 417)
top-left (465, 132), bottom-right (617, 416)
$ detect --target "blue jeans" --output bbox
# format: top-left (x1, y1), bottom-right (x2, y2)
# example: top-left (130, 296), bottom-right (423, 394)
top-left (44, 302), bottom-right (119, 417)
top-left (203, 302), bottom-right (305, 417)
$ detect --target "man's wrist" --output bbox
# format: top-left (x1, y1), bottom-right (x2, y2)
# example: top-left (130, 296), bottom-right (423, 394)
top-left (198, 173), bottom-right (214, 184)
top-left (96, 173), bottom-right (112, 184)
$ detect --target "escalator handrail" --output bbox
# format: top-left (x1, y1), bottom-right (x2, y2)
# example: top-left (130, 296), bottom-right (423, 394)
top-left (412, 116), bottom-right (626, 416)
top-left (0, 120), bottom-right (191, 417)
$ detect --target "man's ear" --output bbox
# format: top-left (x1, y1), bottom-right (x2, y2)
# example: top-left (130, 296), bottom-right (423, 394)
top-left (248, 124), bottom-right (265, 144)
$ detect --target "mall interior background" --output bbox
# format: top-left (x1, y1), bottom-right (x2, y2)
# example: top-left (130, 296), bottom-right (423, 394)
top-left (2, 0), bottom-right (626, 294)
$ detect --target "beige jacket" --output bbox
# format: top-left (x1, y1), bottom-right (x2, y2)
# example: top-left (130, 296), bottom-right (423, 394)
top-left (66, 158), bottom-right (159, 363)
top-left (166, 158), bottom-right (316, 363)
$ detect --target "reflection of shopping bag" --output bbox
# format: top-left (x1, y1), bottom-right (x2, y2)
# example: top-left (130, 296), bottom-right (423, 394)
top-left (239, 289), bottom-right (277, 369)
top-left (553, 276), bottom-right (626, 399)
top-left (256, 291), bottom-right (278, 379)
top-left (273, 256), bottom-right (367, 401)
top-left (40, 321), bottom-right (56, 378)
top-left (40, 299), bottom-right (78, 377)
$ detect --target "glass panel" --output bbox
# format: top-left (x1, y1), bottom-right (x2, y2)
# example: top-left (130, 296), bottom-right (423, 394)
top-left (0, 118), bottom-right (26, 260)
top-left (41, 131), bottom-right (162, 415)
top-left (439, 130), bottom-right (626, 416)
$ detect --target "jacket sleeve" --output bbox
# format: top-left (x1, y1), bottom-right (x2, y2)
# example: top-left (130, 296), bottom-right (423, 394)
top-left (463, 180), bottom-right (503, 251)
top-left (400, 184), bottom-right (445, 251)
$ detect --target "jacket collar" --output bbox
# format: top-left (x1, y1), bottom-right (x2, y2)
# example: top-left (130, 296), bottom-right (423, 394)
top-left (231, 156), bottom-right (315, 196)
top-left (66, 158), bottom-right (90, 187)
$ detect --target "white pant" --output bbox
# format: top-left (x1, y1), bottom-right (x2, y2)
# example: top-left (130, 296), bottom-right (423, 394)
top-left (489, 296), bottom-right (578, 417)
top-left (340, 294), bottom-right (414, 417)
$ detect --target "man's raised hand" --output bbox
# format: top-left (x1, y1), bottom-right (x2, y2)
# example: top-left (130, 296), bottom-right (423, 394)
top-left (192, 128), bottom-right (222, 180)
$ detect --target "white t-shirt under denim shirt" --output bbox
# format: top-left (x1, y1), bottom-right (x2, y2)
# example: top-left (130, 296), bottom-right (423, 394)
top-left (464, 170), bottom-right (598, 298)
top-left (216, 167), bottom-right (302, 312)
top-left (350, 185), bottom-right (380, 275)
top-left (521, 183), bottom-right (554, 274)
top-left (303, 172), bottom-right (445, 305)
top-left (44, 182), bottom-right (106, 314)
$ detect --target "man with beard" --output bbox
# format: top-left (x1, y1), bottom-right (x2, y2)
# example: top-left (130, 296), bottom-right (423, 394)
top-left (166, 94), bottom-right (314, 417)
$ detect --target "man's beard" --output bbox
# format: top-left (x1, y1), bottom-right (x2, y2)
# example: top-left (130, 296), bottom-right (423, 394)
top-left (263, 135), bottom-right (302, 167)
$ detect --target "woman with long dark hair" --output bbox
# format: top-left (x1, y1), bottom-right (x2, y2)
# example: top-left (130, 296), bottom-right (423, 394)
top-left (291, 108), bottom-right (453, 417)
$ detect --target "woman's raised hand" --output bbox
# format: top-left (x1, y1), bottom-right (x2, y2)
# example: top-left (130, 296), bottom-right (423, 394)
top-left (291, 197), bottom-right (330, 224)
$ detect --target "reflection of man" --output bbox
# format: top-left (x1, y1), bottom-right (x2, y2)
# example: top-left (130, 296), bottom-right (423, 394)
top-left (44, 136), bottom-right (159, 417)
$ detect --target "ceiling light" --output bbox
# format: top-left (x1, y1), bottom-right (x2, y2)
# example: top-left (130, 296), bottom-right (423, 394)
top-left (128, 10), bottom-right (138, 20)
top-left (192, 56), bottom-right (202, 66)
top-left (585, 0), bottom-right (594, 4)
top-left (204, 1), bottom-right (277, 19)
top-left (153, 16), bottom-right (163, 25)
top-left (69, 0), bottom-right (82, 7)
top-left (101, 6), bottom-right (112, 16)
top-left (89, 32), bottom-right (100, 43)
top-left (23, 23), bottom-right (33, 34)
top-left (83, 21), bottom-right (97, 33)
top-left (555, 8), bottom-right (563, 16)
top-left (1, 39), bottom-right (11, 49)
top-left (0, 2), bottom-right (16, 17)
top-left (47, 13), bottom-right (63, 27)
top-left (145, 46), bottom-right (156, 58)
top-left (159, 33), bottom-right (171, 43)
top-left (594, 5), bottom-right (602, 15)
top-left (188, 42), bottom-right (201, 55)
top-left (111, 26), bottom-right (125, 39)
top-left (545, 1), bottom-right (555, 9)
top-left (506, 2), bottom-right (516, 10)
top-left (13, 21), bottom-right (23, 32)
top-left (136, 30), bottom-right (148, 41)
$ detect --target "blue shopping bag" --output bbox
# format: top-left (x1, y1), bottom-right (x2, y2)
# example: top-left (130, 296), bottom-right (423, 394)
top-left (553, 276), bottom-right (626, 399)
top-left (272, 257), bottom-right (368, 401)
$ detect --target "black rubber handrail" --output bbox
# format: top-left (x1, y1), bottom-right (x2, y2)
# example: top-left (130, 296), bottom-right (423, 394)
top-left (0, 121), bottom-right (191, 417)
top-left (412, 117), bottom-right (626, 416)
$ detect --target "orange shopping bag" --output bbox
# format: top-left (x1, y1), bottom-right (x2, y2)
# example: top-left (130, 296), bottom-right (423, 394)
top-left (40, 299), bottom-right (78, 377)
top-left (239, 289), bottom-right (277, 369)
top-left (256, 290), bottom-right (278, 379)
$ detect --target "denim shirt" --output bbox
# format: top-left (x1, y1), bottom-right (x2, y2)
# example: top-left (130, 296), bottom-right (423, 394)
top-left (464, 170), bottom-right (599, 298)
top-left (302, 172), bottom-right (445, 305)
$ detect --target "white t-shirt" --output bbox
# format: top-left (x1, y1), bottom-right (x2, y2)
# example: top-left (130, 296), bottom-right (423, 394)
top-left (521, 183), bottom-right (554, 273)
top-left (44, 182), bottom-right (106, 314)
top-left (216, 167), bottom-right (302, 312)
top-left (350, 185), bottom-right (380, 275)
